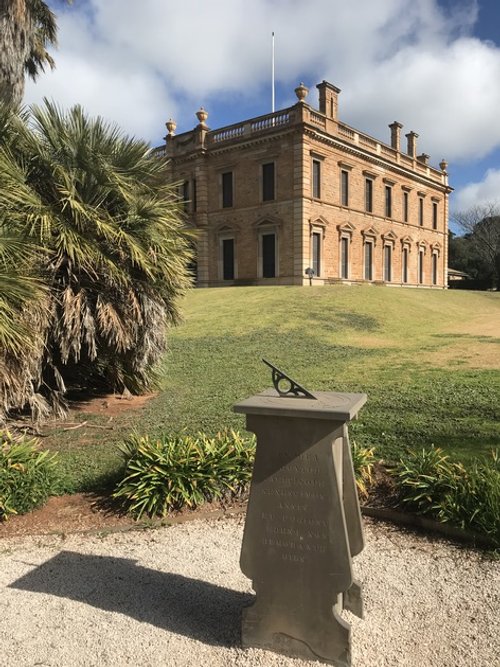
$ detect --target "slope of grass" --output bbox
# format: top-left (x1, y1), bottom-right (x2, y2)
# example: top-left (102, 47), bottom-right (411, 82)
top-left (47, 286), bottom-right (500, 491)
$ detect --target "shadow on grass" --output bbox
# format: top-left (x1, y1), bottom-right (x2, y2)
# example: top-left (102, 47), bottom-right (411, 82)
top-left (10, 551), bottom-right (252, 647)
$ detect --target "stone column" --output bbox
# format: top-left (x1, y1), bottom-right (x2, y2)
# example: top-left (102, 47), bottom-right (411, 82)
top-left (234, 389), bottom-right (367, 666)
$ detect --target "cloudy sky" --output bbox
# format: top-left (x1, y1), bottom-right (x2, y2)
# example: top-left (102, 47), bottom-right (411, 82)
top-left (26, 0), bottom-right (500, 219)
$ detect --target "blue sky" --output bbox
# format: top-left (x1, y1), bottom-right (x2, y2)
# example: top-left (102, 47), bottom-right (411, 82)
top-left (28, 1), bottom-right (500, 221)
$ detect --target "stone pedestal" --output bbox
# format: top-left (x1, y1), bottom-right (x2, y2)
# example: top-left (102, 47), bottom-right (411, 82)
top-left (234, 389), bottom-right (367, 667)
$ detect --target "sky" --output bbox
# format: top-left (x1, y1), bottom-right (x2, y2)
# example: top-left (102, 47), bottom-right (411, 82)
top-left (25, 0), bottom-right (500, 225)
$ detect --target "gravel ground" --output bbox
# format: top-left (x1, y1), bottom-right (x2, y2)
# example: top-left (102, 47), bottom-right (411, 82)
top-left (0, 516), bottom-right (498, 667)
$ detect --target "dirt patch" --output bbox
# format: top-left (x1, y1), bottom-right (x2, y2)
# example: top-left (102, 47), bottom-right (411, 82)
top-left (0, 492), bottom-right (249, 539)
top-left (0, 494), bottom-right (136, 538)
top-left (69, 392), bottom-right (158, 417)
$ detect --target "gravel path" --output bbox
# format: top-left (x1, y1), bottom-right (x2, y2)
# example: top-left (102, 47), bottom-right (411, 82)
top-left (0, 516), bottom-right (498, 667)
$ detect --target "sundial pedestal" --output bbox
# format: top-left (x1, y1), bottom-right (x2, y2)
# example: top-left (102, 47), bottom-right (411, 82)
top-left (234, 389), bottom-right (367, 667)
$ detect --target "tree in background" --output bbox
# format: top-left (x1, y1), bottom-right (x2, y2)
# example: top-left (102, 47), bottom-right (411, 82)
top-left (451, 203), bottom-right (500, 290)
top-left (0, 102), bottom-right (193, 421)
top-left (0, 0), bottom-right (57, 106)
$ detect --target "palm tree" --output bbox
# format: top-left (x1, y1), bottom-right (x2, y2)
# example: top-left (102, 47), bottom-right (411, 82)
top-left (0, 101), bottom-right (193, 420)
top-left (0, 0), bottom-right (57, 106)
top-left (0, 104), bottom-right (50, 420)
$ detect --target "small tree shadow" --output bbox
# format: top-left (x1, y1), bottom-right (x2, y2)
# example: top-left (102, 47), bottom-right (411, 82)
top-left (9, 551), bottom-right (252, 647)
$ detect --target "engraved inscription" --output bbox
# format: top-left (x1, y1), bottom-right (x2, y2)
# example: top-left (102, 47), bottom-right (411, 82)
top-left (258, 450), bottom-right (331, 564)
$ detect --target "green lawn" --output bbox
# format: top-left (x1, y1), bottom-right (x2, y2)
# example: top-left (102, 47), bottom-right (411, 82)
top-left (48, 286), bottom-right (500, 492)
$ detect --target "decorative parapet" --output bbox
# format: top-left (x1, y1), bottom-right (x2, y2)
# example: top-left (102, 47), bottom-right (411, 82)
top-left (309, 111), bottom-right (327, 129)
top-left (211, 124), bottom-right (246, 143)
top-left (156, 94), bottom-right (449, 188)
top-left (338, 123), bottom-right (355, 140)
top-left (208, 109), bottom-right (293, 146)
top-left (336, 122), bottom-right (443, 184)
top-left (152, 145), bottom-right (167, 158)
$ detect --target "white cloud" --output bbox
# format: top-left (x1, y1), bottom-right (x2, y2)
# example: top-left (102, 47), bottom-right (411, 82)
top-left (453, 169), bottom-right (500, 211)
top-left (23, 0), bottom-right (500, 174)
top-left (24, 9), bottom-right (179, 141)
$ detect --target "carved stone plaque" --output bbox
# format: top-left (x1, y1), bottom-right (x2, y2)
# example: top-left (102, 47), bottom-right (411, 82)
top-left (234, 390), bottom-right (366, 666)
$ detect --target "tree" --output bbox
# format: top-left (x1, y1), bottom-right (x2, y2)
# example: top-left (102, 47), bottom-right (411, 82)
top-left (0, 0), bottom-right (57, 106)
top-left (452, 203), bottom-right (500, 290)
top-left (0, 104), bottom-right (50, 419)
top-left (0, 101), bottom-right (193, 421)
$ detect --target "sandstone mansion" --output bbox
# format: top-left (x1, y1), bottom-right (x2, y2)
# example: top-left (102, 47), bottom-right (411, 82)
top-left (158, 81), bottom-right (451, 288)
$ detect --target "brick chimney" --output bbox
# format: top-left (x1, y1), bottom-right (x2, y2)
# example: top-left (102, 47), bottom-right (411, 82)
top-left (316, 81), bottom-right (341, 120)
top-left (389, 121), bottom-right (403, 152)
top-left (405, 131), bottom-right (419, 158)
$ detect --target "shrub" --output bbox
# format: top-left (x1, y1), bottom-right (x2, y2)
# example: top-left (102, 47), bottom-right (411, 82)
top-left (351, 440), bottom-right (376, 499)
top-left (113, 430), bottom-right (256, 518)
top-left (0, 432), bottom-right (59, 520)
top-left (394, 446), bottom-right (499, 545)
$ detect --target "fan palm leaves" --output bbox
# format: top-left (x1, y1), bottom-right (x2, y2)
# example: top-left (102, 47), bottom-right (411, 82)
top-left (0, 104), bottom-right (49, 418)
top-left (0, 101), bottom-right (193, 421)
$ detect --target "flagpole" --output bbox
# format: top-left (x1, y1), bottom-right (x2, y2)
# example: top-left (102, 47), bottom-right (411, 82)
top-left (271, 31), bottom-right (275, 113)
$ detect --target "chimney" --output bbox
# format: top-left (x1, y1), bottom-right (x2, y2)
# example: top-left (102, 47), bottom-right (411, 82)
top-left (417, 153), bottom-right (430, 165)
top-left (316, 81), bottom-right (341, 120)
top-left (405, 131), bottom-right (419, 158)
top-left (389, 121), bottom-right (403, 152)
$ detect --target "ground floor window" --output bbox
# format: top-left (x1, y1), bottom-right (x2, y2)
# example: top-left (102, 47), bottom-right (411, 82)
top-left (340, 236), bottom-right (349, 279)
top-left (221, 237), bottom-right (235, 280)
top-left (402, 247), bottom-right (409, 283)
top-left (384, 244), bottom-right (392, 282)
top-left (312, 231), bottom-right (321, 277)
top-left (364, 241), bottom-right (373, 280)
top-left (432, 252), bottom-right (438, 285)
top-left (418, 249), bottom-right (424, 284)
top-left (261, 232), bottom-right (276, 278)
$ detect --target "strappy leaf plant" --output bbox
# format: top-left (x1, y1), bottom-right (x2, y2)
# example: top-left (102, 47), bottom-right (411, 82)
top-left (0, 430), bottom-right (59, 519)
top-left (113, 430), bottom-right (256, 518)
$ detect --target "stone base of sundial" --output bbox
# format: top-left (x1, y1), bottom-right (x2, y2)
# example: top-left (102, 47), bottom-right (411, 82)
top-left (234, 389), bottom-right (366, 667)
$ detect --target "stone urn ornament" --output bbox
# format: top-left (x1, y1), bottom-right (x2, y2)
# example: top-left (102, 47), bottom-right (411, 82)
top-left (295, 82), bottom-right (309, 102)
top-left (196, 107), bottom-right (209, 127)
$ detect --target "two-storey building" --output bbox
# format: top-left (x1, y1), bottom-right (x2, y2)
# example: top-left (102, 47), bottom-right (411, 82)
top-left (159, 80), bottom-right (451, 288)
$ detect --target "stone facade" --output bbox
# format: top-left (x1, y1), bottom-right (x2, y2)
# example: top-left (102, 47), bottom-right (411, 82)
top-left (159, 81), bottom-right (452, 288)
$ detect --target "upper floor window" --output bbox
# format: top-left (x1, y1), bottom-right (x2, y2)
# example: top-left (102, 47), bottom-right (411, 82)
top-left (418, 196), bottom-right (424, 226)
top-left (262, 162), bottom-right (275, 201)
top-left (403, 191), bottom-right (409, 222)
top-left (341, 170), bottom-right (349, 206)
top-left (432, 202), bottom-right (438, 230)
top-left (365, 178), bottom-right (373, 213)
top-left (385, 185), bottom-right (392, 218)
top-left (222, 171), bottom-right (233, 208)
top-left (312, 159), bottom-right (321, 198)
top-left (182, 180), bottom-right (190, 212)
top-left (192, 178), bottom-right (197, 212)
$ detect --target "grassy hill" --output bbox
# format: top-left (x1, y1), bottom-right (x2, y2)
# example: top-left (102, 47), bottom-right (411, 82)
top-left (50, 285), bottom-right (500, 492)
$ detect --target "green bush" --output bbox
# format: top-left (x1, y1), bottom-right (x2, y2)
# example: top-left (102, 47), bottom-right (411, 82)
top-left (394, 446), bottom-right (499, 545)
top-left (0, 432), bottom-right (60, 520)
top-left (113, 430), bottom-right (256, 518)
